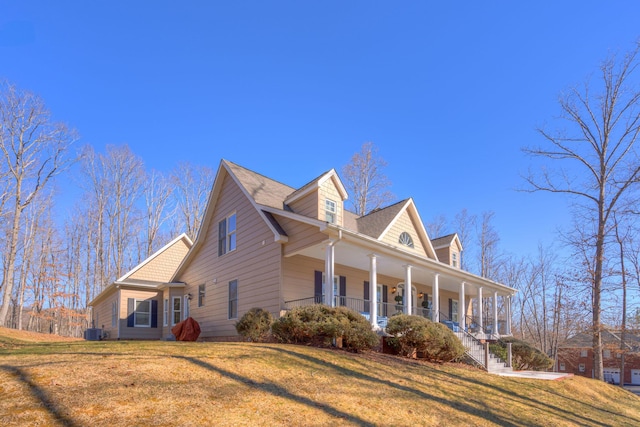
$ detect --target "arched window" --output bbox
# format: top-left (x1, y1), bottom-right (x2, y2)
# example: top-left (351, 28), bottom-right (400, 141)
top-left (399, 232), bottom-right (414, 248)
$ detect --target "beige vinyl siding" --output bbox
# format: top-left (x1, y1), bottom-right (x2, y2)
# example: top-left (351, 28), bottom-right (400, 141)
top-left (287, 191), bottom-right (318, 219)
top-left (435, 247), bottom-right (451, 266)
top-left (380, 210), bottom-right (427, 256)
top-left (92, 290), bottom-right (119, 338)
top-left (176, 173), bottom-right (282, 338)
top-left (118, 289), bottom-right (163, 340)
top-left (128, 239), bottom-right (190, 282)
top-left (280, 216), bottom-right (327, 257)
top-left (318, 179), bottom-right (343, 226)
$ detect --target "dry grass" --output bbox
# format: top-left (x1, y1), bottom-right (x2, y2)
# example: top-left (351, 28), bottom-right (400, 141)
top-left (0, 327), bottom-right (639, 426)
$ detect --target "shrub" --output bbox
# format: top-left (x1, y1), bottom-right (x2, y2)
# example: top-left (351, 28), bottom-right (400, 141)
top-left (271, 304), bottom-right (379, 352)
top-left (490, 337), bottom-right (553, 371)
top-left (235, 307), bottom-right (273, 342)
top-left (386, 315), bottom-right (465, 362)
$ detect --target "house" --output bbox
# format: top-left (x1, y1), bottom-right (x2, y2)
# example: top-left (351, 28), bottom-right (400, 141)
top-left (557, 329), bottom-right (640, 385)
top-left (90, 159), bottom-right (516, 342)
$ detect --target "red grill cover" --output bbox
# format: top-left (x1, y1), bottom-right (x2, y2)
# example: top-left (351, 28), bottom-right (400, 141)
top-left (171, 317), bottom-right (201, 341)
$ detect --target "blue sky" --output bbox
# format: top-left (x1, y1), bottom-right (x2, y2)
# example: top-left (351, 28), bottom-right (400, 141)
top-left (2, 1), bottom-right (639, 261)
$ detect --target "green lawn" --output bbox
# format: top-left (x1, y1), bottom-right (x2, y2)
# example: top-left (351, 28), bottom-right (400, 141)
top-left (0, 327), bottom-right (638, 426)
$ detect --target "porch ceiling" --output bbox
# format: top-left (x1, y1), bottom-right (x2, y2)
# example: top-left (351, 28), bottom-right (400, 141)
top-left (290, 239), bottom-right (512, 296)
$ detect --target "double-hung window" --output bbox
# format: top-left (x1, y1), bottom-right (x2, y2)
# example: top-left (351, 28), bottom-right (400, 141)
top-left (134, 300), bottom-right (151, 327)
top-left (218, 213), bottom-right (237, 256)
top-left (163, 298), bottom-right (169, 326)
top-left (229, 280), bottom-right (238, 319)
top-left (198, 284), bottom-right (206, 307)
top-left (172, 296), bottom-right (181, 326)
top-left (325, 199), bottom-right (336, 224)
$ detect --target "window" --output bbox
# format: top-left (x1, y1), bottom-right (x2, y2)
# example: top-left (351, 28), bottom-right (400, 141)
top-left (229, 280), bottom-right (238, 319)
top-left (451, 299), bottom-right (459, 322)
top-left (183, 295), bottom-right (190, 320)
top-left (325, 199), bottom-right (336, 224)
top-left (218, 213), bottom-right (237, 256)
top-left (580, 349), bottom-right (588, 358)
top-left (198, 284), bottom-right (205, 307)
top-left (163, 298), bottom-right (168, 326)
top-left (111, 301), bottom-right (117, 328)
top-left (134, 299), bottom-right (151, 327)
top-left (399, 232), bottom-right (414, 248)
top-left (172, 297), bottom-right (181, 326)
top-left (452, 252), bottom-right (458, 267)
top-left (578, 363), bottom-right (586, 373)
top-left (559, 362), bottom-right (566, 371)
top-left (603, 350), bottom-right (611, 358)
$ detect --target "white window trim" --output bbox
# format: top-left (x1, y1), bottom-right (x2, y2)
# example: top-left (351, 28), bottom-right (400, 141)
top-left (163, 298), bottom-right (169, 327)
top-left (183, 295), bottom-right (190, 320)
top-left (198, 284), bottom-right (205, 307)
top-left (325, 199), bottom-right (337, 224)
top-left (134, 299), bottom-right (151, 328)
top-left (172, 296), bottom-right (181, 326)
top-left (226, 212), bottom-right (237, 253)
top-left (228, 279), bottom-right (238, 320)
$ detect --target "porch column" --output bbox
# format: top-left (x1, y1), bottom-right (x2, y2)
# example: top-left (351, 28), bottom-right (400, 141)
top-left (493, 291), bottom-right (499, 336)
top-left (458, 282), bottom-right (466, 331)
top-left (368, 254), bottom-right (378, 329)
top-left (432, 274), bottom-right (439, 322)
top-left (404, 264), bottom-right (412, 315)
top-left (325, 241), bottom-right (335, 307)
top-left (506, 295), bottom-right (512, 335)
top-left (477, 287), bottom-right (484, 331)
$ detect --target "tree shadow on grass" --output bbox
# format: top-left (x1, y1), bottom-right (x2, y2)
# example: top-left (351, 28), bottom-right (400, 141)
top-left (0, 365), bottom-right (78, 427)
top-left (173, 355), bottom-right (376, 426)
top-left (254, 345), bottom-right (633, 427)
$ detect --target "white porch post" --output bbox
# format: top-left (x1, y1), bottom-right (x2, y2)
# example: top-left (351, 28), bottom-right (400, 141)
top-left (368, 254), bottom-right (378, 329)
top-left (506, 295), bottom-right (512, 335)
top-left (404, 264), bottom-right (412, 315)
top-left (477, 287), bottom-right (484, 331)
top-left (493, 291), bottom-right (499, 336)
top-left (458, 282), bottom-right (465, 330)
top-left (325, 241), bottom-right (335, 307)
top-left (432, 274), bottom-right (439, 322)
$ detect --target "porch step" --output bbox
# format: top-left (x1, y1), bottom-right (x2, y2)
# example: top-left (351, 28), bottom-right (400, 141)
top-left (454, 331), bottom-right (513, 375)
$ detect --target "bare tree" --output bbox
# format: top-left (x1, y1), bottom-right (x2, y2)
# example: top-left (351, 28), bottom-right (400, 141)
top-left (0, 82), bottom-right (77, 326)
top-left (425, 214), bottom-right (448, 239)
top-left (476, 211), bottom-right (501, 279)
top-left (143, 169), bottom-right (173, 257)
top-left (523, 43), bottom-right (640, 380)
top-left (170, 162), bottom-right (214, 239)
top-left (342, 142), bottom-right (394, 216)
top-left (453, 208), bottom-right (476, 271)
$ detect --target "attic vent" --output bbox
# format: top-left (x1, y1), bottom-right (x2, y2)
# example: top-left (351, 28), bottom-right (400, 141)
top-left (399, 232), bottom-right (414, 248)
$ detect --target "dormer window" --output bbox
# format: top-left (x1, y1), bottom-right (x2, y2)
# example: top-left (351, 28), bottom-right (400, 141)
top-left (399, 232), bottom-right (414, 248)
top-left (325, 199), bottom-right (337, 224)
top-left (452, 252), bottom-right (458, 267)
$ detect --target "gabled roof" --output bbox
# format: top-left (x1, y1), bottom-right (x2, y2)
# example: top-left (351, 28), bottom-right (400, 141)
top-left (431, 233), bottom-right (463, 252)
top-left (225, 160), bottom-right (295, 209)
top-left (376, 198), bottom-right (438, 260)
top-left (356, 199), bottom-right (407, 238)
top-left (284, 169), bottom-right (348, 205)
top-left (117, 233), bottom-right (192, 282)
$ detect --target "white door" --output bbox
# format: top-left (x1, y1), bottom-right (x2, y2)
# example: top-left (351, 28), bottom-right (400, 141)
top-left (631, 369), bottom-right (640, 385)
top-left (603, 368), bottom-right (620, 385)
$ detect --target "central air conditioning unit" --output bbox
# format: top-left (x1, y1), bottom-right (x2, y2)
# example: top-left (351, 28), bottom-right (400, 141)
top-left (84, 328), bottom-right (102, 341)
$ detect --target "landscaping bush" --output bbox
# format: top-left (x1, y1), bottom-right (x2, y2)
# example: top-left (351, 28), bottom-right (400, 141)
top-left (235, 307), bottom-right (273, 342)
top-left (386, 314), bottom-right (465, 362)
top-left (490, 337), bottom-right (553, 371)
top-left (271, 304), bottom-right (379, 352)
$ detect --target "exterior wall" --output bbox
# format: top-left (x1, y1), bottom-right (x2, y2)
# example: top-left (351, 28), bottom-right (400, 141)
top-left (92, 289), bottom-right (119, 338)
top-left (128, 239), bottom-right (190, 282)
top-left (176, 173), bottom-right (282, 338)
top-left (557, 347), bottom-right (640, 384)
top-left (318, 179), bottom-right (343, 226)
top-left (288, 191), bottom-right (318, 220)
top-left (380, 210), bottom-right (427, 257)
top-left (435, 243), bottom-right (461, 268)
top-left (280, 217), bottom-right (327, 257)
top-left (118, 289), bottom-right (163, 340)
top-left (160, 287), bottom-right (185, 337)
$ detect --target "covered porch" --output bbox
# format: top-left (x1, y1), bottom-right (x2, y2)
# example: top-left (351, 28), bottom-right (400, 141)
top-left (282, 231), bottom-right (515, 340)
